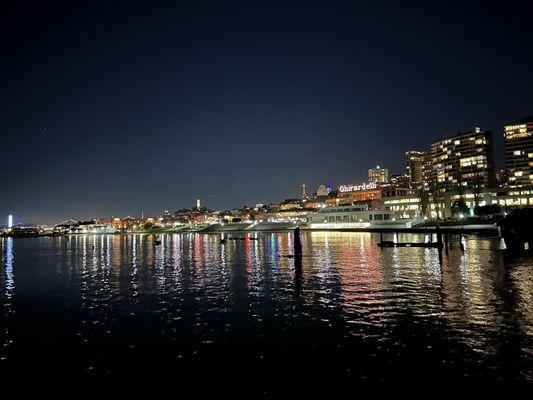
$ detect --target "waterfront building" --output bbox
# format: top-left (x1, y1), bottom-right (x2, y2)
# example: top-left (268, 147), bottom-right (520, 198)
top-left (504, 116), bottom-right (533, 188)
top-left (97, 216), bottom-right (139, 230)
top-left (368, 166), bottom-right (389, 184)
top-left (306, 205), bottom-right (419, 229)
top-left (441, 187), bottom-right (533, 215)
top-left (385, 187), bottom-right (533, 220)
top-left (69, 220), bottom-right (117, 234)
top-left (279, 198), bottom-right (303, 211)
top-left (303, 197), bottom-right (327, 209)
top-left (382, 195), bottom-right (423, 219)
top-left (430, 127), bottom-right (495, 193)
top-left (405, 150), bottom-right (427, 188)
top-left (327, 182), bottom-right (416, 211)
top-left (274, 208), bottom-right (311, 223)
top-left (490, 187), bottom-right (533, 208)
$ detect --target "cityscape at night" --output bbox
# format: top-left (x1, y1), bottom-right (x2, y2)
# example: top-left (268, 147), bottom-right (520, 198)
top-left (3, 116), bottom-right (533, 235)
top-left (1, 0), bottom-right (532, 396)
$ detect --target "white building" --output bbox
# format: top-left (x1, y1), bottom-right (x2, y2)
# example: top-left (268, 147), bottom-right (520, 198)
top-left (307, 205), bottom-right (420, 229)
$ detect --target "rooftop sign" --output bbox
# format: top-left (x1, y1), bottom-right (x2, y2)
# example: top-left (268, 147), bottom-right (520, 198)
top-left (339, 182), bottom-right (377, 193)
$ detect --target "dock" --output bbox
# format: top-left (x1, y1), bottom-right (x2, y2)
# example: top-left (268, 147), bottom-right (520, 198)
top-left (377, 240), bottom-right (441, 248)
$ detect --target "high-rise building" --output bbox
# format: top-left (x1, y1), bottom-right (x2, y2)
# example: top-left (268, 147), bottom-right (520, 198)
top-left (389, 172), bottom-right (410, 188)
top-left (196, 199), bottom-right (201, 210)
top-left (405, 150), bottom-right (427, 188)
top-left (301, 184), bottom-right (307, 199)
top-left (504, 116), bottom-right (533, 188)
top-left (368, 166), bottom-right (389, 185)
top-left (430, 127), bottom-right (494, 193)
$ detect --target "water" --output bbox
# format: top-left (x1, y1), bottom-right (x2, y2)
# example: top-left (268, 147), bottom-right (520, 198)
top-left (0, 232), bottom-right (531, 395)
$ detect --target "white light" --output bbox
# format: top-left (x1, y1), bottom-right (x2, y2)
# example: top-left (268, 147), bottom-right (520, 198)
top-left (7, 215), bottom-right (13, 228)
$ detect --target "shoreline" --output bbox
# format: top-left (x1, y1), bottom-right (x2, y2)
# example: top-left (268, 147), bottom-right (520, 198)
top-left (1, 223), bottom-right (499, 238)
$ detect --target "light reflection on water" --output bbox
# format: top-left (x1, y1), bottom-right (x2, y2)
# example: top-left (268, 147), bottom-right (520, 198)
top-left (0, 232), bottom-right (531, 389)
top-left (0, 238), bottom-right (14, 362)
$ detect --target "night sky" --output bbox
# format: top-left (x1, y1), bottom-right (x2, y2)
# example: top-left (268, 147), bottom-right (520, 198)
top-left (2, 0), bottom-right (533, 224)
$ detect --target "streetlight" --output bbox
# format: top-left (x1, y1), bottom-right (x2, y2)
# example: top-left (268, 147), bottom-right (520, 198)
top-left (458, 213), bottom-right (465, 232)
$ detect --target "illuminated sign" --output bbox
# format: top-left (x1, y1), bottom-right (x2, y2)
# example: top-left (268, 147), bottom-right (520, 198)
top-left (339, 182), bottom-right (377, 193)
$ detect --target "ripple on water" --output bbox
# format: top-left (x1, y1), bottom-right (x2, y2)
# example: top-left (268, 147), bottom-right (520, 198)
top-left (0, 233), bottom-right (531, 388)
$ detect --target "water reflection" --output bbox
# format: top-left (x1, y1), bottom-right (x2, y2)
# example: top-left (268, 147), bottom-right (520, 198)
top-left (0, 238), bottom-right (15, 362)
top-left (3, 238), bottom-right (14, 305)
top-left (0, 232), bottom-right (531, 387)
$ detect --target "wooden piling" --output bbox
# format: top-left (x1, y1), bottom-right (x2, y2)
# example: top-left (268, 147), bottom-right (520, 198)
top-left (293, 227), bottom-right (302, 258)
top-left (436, 225), bottom-right (443, 264)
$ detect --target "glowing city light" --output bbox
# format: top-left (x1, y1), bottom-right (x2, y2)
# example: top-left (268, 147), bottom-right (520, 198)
top-left (8, 215), bottom-right (13, 228)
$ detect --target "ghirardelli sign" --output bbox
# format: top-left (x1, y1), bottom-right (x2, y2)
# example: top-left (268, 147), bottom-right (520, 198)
top-left (339, 182), bottom-right (377, 193)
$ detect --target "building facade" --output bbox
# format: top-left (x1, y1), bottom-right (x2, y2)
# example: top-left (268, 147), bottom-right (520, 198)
top-left (389, 172), bottom-right (410, 188)
top-left (307, 206), bottom-right (418, 229)
top-left (430, 127), bottom-right (495, 193)
top-left (405, 150), bottom-right (427, 188)
top-left (368, 166), bottom-right (389, 184)
top-left (504, 116), bottom-right (533, 188)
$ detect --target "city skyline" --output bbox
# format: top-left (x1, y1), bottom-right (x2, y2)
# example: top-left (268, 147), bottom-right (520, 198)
top-left (2, 1), bottom-right (532, 391)
top-left (2, 1), bottom-right (533, 223)
top-left (0, 116), bottom-right (532, 226)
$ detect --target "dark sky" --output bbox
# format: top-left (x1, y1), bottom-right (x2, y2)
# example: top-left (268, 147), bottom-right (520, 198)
top-left (2, 0), bottom-right (533, 224)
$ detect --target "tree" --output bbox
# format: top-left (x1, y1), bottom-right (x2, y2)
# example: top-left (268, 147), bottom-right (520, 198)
top-left (451, 199), bottom-right (469, 218)
top-left (474, 204), bottom-right (501, 217)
